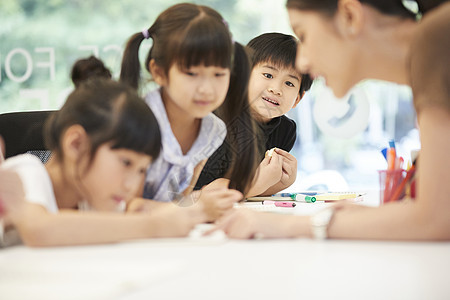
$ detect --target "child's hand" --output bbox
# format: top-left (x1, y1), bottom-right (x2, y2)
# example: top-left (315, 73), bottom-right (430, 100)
top-left (275, 148), bottom-right (297, 187)
top-left (147, 203), bottom-right (204, 237)
top-left (213, 208), bottom-right (301, 239)
top-left (0, 170), bottom-right (25, 224)
top-left (257, 149), bottom-right (297, 196)
top-left (194, 185), bottom-right (243, 222)
top-left (260, 151), bottom-right (284, 185)
top-left (246, 151), bottom-right (283, 197)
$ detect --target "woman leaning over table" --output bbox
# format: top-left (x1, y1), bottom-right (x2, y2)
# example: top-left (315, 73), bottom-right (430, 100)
top-left (217, 0), bottom-right (450, 241)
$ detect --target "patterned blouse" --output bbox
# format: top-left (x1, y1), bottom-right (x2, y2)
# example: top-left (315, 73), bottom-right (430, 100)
top-left (143, 89), bottom-right (227, 202)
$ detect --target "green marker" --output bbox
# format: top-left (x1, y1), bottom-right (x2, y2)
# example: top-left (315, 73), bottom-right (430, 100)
top-left (293, 194), bottom-right (316, 203)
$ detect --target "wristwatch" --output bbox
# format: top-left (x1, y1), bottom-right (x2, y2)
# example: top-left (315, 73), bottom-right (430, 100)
top-left (310, 206), bottom-right (336, 240)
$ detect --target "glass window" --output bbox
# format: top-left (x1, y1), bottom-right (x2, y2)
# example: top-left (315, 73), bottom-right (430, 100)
top-left (290, 80), bottom-right (418, 191)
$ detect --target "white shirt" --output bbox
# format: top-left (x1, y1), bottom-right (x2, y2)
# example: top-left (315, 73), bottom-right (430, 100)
top-left (2, 154), bottom-right (58, 213)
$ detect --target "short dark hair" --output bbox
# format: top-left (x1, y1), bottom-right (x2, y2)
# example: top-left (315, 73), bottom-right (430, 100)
top-left (247, 32), bottom-right (313, 95)
top-left (45, 79), bottom-right (161, 164)
top-left (71, 56), bottom-right (112, 88)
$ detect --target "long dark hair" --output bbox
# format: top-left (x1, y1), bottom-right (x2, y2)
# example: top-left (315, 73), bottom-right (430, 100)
top-left (45, 79), bottom-right (161, 165)
top-left (120, 3), bottom-right (233, 90)
top-left (120, 3), bottom-right (260, 194)
top-left (286, 0), bottom-right (447, 18)
top-left (214, 42), bottom-right (262, 193)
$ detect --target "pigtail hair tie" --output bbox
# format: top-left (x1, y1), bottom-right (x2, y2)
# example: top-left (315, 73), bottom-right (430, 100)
top-left (142, 29), bottom-right (150, 39)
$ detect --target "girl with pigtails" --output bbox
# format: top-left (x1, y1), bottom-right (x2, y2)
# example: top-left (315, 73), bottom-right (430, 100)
top-left (120, 3), bottom-right (261, 220)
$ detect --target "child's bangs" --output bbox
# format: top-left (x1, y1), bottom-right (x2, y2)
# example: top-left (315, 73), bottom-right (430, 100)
top-left (248, 34), bottom-right (297, 70)
top-left (268, 58), bottom-right (297, 73)
top-left (176, 21), bottom-right (232, 70)
top-left (254, 48), bottom-right (297, 71)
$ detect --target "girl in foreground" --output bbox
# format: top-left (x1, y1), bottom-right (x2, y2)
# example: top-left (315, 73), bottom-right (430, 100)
top-left (217, 0), bottom-right (450, 241)
top-left (0, 79), bottom-right (209, 247)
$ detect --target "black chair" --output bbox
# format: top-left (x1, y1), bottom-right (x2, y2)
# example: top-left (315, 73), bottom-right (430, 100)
top-left (0, 110), bottom-right (55, 163)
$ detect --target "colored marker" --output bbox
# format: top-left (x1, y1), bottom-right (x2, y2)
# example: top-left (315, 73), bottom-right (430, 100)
top-left (396, 156), bottom-right (404, 169)
top-left (262, 201), bottom-right (296, 207)
top-left (294, 194), bottom-right (317, 203)
top-left (275, 202), bottom-right (296, 207)
top-left (296, 192), bottom-right (319, 196)
top-left (388, 139), bottom-right (396, 150)
top-left (389, 164), bottom-right (416, 202)
top-left (387, 148), bottom-right (396, 170)
top-left (381, 147), bottom-right (388, 161)
top-left (262, 200), bottom-right (275, 205)
top-left (272, 192), bottom-right (319, 200)
top-left (274, 193), bottom-right (294, 197)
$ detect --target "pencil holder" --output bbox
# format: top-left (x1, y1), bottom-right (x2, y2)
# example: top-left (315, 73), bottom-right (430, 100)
top-left (378, 169), bottom-right (405, 205)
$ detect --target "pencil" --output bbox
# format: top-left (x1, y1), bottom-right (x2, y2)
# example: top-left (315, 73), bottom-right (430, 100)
top-left (389, 164), bottom-right (416, 202)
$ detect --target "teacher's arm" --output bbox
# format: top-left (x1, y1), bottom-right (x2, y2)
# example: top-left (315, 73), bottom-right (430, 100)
top-left (219, 107), bottom-right (450, 241)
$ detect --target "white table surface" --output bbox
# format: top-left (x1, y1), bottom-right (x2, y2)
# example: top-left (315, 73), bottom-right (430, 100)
top-left (1, 191), bottom-right (449, 300)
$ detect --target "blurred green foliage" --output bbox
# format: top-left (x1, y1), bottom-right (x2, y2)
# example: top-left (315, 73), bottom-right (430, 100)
top-left (0, 0), bottom-right (270, 112)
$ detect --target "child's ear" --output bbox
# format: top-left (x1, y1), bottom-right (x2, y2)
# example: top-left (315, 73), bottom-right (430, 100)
top-left (292, 91), bottom-right (305, 109)
top-left (61, 125), bottom-right (89, 162)
top-left (336, 0), bottom-right (364, 37)
top-left (149, 59), bottom-right (167, 86)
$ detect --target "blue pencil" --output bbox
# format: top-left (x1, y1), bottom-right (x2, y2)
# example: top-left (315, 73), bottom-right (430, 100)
top-left (389, 139), bottom-right (396, 150)
top-left (381, 147), bottom-right (388, 161)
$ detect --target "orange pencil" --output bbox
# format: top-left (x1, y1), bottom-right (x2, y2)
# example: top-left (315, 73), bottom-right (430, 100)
top-left (387, 148), bottom-right (396, 170)
top-left (389, 164), bottom-right (416, 202)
